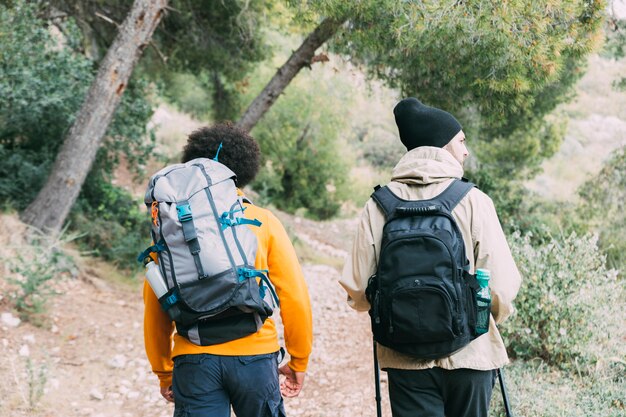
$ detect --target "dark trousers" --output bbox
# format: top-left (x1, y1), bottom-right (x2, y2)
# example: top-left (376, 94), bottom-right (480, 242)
top-left (387, 367), bottom-right (495, 417)
top-left (172, 353), bottom-right (286, 417)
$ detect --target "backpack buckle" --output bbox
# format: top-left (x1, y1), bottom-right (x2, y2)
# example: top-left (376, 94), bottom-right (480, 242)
top-left (177, 203), bottom-right (193, 222)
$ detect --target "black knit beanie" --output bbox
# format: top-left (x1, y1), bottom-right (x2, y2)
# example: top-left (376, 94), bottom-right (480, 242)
top-left (393, 97), bottom-right (462, 151)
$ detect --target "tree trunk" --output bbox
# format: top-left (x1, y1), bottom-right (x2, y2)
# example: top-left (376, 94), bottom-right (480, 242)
top-left (235, 17), bottom-right (346, 133)
top-left (21, 0), bottom-right (168, 233)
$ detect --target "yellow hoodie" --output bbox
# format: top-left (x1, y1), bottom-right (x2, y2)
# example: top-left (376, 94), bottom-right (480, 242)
top-left (143, 195), bottom-right (313, 388)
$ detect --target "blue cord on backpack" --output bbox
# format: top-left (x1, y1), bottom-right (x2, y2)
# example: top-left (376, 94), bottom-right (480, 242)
top-left (213, 142), bottom-right (223, 162)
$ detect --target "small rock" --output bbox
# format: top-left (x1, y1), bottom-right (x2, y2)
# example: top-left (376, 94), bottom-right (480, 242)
top-left (22, 334), bottom-right (36, 344)
top-left (49, 378), bottom-right (60, 390)
top-left (108, 354), bottom-right (127, 369)
top-left (126, 391), bottom-right (140, 399)
top-left (90, 389), bottom-right (105, 401)
top-left (1, 312), bottom-right (20, 327)
top-left (18, 344), bottom-right (30, 357)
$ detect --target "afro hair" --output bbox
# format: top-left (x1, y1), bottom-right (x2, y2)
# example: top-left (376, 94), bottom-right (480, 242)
top-left (181, 122), bottom-right (261, 187)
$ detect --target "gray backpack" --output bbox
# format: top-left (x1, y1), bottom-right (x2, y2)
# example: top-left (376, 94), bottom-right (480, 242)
top-left (138, 157), bottom-right (276, 345)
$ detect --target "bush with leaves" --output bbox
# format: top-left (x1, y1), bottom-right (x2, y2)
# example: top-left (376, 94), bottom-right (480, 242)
top-left (577, 146), bottom-right (626, 272)
top-left (3, 227), bottom-right (77, 327)
top-left (250, 64), bottom-right (351, 220)
top-left (71, 169), bottom-right (148, 268)
top-left (502, 231), bottom-right (622, 369)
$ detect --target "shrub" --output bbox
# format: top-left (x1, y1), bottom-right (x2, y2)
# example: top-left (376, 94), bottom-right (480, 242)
top-left (0, 146), bottom-right (51, 210)
top-left (3, 227), bottom-right (77, 326)
top-left (251, 74), bottom-right (350, 220)
top-left (577, 146), bottom-right (626, 272)
top-left (71, 173), bottom-right (149, 268)
top-left (502, 231), bottom-right (622, 369)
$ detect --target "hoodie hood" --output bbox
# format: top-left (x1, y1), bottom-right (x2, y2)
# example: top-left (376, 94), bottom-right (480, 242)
top-left (391, 146), bottom-right (464, 185)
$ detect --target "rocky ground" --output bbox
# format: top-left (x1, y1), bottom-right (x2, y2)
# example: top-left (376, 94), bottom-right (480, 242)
top-left (0, 213), bottom-right (393, 417)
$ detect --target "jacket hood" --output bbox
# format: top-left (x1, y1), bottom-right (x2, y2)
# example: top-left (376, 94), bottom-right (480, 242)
top-left (391, 146), bottom-right (464, 185)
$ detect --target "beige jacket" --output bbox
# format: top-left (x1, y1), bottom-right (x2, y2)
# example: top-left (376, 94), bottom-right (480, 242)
top-left (340, 146), bottom-right (521, 370)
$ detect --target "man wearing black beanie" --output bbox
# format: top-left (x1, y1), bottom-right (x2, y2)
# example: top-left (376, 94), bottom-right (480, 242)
top-left (341, 98), bottom-right (521, 417)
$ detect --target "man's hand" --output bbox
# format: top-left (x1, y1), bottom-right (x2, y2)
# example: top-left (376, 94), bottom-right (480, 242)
top-left (160, 386), bottom-right (174, 403)
top-left (278, 364), bottom-right (305, 398)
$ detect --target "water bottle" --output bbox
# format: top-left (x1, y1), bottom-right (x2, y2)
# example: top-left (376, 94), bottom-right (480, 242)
top-left (475, 268), bottom-right (491, 335)
top-left (144, 258), bottom-right (182, 321)
top-left (144, 258), bottom-right (169, 299)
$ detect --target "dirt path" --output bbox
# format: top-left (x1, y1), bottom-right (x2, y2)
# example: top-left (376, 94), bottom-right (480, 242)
top-left (0, 215), bottom-right (392, 417)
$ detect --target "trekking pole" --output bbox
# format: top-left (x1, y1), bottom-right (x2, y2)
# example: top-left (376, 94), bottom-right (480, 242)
top-left (496, 368), bottom-right (513, 417)
top-left (373, 339), bottom-right (382, 417)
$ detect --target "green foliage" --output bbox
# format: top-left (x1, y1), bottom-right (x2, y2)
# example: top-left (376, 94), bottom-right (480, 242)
top-left (71, 168), bottom-right (148, 268)
top-left (47, 0), bottom-right (276, 122)
top-left (159, 71), bottom-right (214, 120)
top-left (289, 0), bottom-right (605, 226)
top-left (359, 125), bottom-right (405, 169)
top-left (313, 0), bottom-right (605, 193)
top-left (0, 1), bottom-right (154, 267)
top-left (603, 18), bottom-right (626, 59)
top-left (144, 0), bottom-right (274, 121)
top-left (0, 3), bottom-right (92, 155)
top-left (0, 146), bottom-right (51, 210)
top-left (334, 0), bottom-right (603, 134)
top-left (251, 83), bottom-right (350, 219)
top-left (3, 227), bottom-right (77, 326)
top-left (0, 1), bottom-right (155, 178)
top-left (577, 146), bottom-right (626, 271)
top-left (25, 358), bottom-right (48, 410)
top-left (502, 231), bottom-right (623, 369)
top-left (246, 31), bottom-right (352, 219)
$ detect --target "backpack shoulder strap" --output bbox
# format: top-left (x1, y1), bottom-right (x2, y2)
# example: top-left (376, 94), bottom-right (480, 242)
top-left (433, 178), bottom-right (475, 212)
top-left (370, 185), bottom-right (403, 220)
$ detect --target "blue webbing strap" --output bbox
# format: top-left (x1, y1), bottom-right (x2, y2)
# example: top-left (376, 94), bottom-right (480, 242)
top-left (220, 207), bottom-right (262, 231)
top-left (238, 268), bottom-right (280, 307)
top-left (137, 240), bottom-right (166, 263)
top-left (177, 200), bottom-right (206, 278)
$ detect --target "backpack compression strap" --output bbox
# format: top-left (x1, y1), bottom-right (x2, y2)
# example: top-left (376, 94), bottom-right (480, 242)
top-left (176, 200), bottom-right (207, 278)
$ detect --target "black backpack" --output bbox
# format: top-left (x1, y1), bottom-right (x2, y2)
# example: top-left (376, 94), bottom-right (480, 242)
top-left (366, 179), bottom-right (481, 360)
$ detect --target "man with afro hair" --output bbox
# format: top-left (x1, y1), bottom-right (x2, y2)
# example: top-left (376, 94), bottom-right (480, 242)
top-left (143, 122), bottom-right (313, 417)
